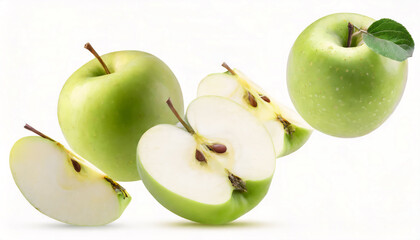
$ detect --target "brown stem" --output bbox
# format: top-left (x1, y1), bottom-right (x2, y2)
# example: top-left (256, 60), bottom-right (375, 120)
top-left (166, 98), bottom-right (195, 134)
top-left (24, 124), bottom-right (55, 142)
top-left (221, 62), bottom-right (236, 75)
top-left (346, 22), bottom-right (354, 47)
top-left (84, 42), bottom-right (111, 74)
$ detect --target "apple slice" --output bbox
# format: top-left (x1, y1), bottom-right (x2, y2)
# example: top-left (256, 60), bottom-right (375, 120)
top-left (137, 96), bottom-right (275, 224)
top-left (197, 63), bottom-right (312, 157)
top-left (9, 124), bottom-right (131, 226)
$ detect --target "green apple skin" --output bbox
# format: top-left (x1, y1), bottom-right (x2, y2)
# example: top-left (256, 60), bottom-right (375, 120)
top-left (281, 126), bottom-right (311, 156)
top-left (287, 13), bottom-right (408, 137)
top-left (58, 51), bottom-right (183, 181)
top-left (137, 158), bottom-right (272, 224)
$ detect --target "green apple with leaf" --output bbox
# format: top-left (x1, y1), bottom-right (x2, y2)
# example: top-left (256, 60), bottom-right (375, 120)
top-left (137, 97), bottom-right (276, 224)
top-left (10, 124), bottom-right (131, 226)
top-left (58, 43), bottom-right (184, 181)
top-left (287, 13), bottom-right (414, 137)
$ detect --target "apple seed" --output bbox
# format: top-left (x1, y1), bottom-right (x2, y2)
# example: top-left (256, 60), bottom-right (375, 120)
top-left (247, 91), bottom-right (258, 107)
top-left (195, 149), bottom-right (206, 162)
top-left (207, 144), bottom-right (227, 153)
top-left (260, 95), bottom-right (271, 103)
top-left (71, 159), bottom-right (81, 172)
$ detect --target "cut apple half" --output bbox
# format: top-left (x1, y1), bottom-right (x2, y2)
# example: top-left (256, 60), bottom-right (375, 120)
top-left (9, 124), bottom-right (131, 226)
top-left (197, 63), bottom-right (313, 157)
top-left (137, 96), bottom-right (276, 224)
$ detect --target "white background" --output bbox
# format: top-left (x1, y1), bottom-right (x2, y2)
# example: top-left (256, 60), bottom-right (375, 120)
top-left (1, 0), bottom-right (419, 239)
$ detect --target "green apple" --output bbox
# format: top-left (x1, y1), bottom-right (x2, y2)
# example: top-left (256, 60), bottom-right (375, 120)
top-left (137, 96), bottom-right (275, 224)
top-left (197, 63), bottom-right (312, 157)
top-left (287, 13), bottom-right (408, 137)
top-left (10, 124), bottom-right (131, 226)
top-left (58, 43), bottom-right (183, 181)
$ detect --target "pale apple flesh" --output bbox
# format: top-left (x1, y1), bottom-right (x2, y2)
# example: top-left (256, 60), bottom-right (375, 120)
top-left (197, 69), bottom-right (312, 157)
top-left (287, 13), bottom-right (408, 137)
top-left (10, 136), bottom-right (131, 226)
top-left (137, 96), bottom-right (275, 224)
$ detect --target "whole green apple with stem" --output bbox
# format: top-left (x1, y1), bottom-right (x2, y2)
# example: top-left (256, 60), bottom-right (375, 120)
top-left (287, 13), bottom-right (412, 137)
top-left (10, 124), bottom-right (131, 226)
top-left (137, 97), bottom-right (275, 224)
top-left (58, 43), bottom-right (183, 181)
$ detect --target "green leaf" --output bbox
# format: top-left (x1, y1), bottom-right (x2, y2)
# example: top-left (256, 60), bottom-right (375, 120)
top-left (362, 18), bottom-right (414, 61)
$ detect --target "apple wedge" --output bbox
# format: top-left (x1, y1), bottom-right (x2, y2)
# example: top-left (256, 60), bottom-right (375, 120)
top-left (9, 124), bottom-right (131, 226)
top-left (137, 96), bottom-right (276, 224)
top-left (197, 63), bottom-right (312, 157)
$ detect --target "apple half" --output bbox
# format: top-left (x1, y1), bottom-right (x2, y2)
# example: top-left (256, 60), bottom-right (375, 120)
top-left (197, 63), bottom-right (312, 157)
top-left (9, 125), bottom-right (131, 226)
top-left (137, 96), bottom-right (276, 224)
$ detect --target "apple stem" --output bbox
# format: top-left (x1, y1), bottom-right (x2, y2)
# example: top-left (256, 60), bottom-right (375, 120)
top-left (24, 124), bottom-right (55, 142)
top-left (166, 98), bottom-right (195, 134)
top-left (84, 42), bottom-right (111, 74)
top-left (222, 62), bottom-right (236, 75)
top-left (346, 22), bottom-right (355, 47)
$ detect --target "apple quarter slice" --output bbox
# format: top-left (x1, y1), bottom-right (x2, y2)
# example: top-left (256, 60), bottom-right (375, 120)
top-left (137, 96), bottom-right (275, 224)
top-left (9, 125), bottom-right (131, 226)
top-left (197, 63), bottom-right (313, 157)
